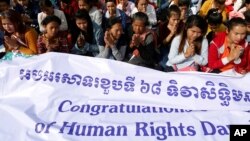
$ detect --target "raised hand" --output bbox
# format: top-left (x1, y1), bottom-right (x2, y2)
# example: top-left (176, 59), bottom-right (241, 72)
top-left (184, 43), bottom-right (195, 58)
top-left (77, 33), bottom-right (85, 48)
top-left (4, 36), bottom-right (19, 50)
top-left (228, 44), bottom-right (244, 61)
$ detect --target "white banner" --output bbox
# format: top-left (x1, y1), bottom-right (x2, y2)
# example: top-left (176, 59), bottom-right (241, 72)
top-left (0, 52), bottom-right (250, 141)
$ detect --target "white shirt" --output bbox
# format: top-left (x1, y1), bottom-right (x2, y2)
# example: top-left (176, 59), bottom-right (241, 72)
top-left (38, 9), bottom-right (68, 32)
top-left (131, 4), bottom-right (157, 26)
top-left (167, 35), bottom-right (208, 69)
top-left (117, 1), bottom-right (135, 17)
top-left (89, 6), bottom-right (102, 26)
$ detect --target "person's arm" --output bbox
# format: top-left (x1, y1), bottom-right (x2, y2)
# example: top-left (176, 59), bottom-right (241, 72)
top-left (111, 44), bottom-right (127, 61)
top-left (168, 36), bottom-right (186, 65)
top-left (235, 45), bottom-right (249, 67)
top-left (20, 29), bottom-right (38, 55)
top-left (137, 34), bottom-right (156, 64)
top-left (91, 26), bottom-right (104, 53)
top-left (95, 8), bottom-right (103, 26)
top-left (71, 43), bottom-right (88, 55)
top-left (233, 0), bottom-right (243, 11)
top-left (208, 43), bottom-right (225, 69)
top-left (37, 12), bottom-right (45, 32)
top-left (59, 37), bottom-right (69, 53)
top-left (147, 5), bottom-right (157, 26)
top-left (193, 38), bottom-right (208, 66)
top-left (58, 10), bottom-right (68, 31)
top-left (37, 35), bottom-right (47, 54)
top-left (96, 45), bottom-right (109, 58)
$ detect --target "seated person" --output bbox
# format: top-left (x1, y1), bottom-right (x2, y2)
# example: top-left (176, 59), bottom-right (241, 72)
top-left (1, 9), bottom-right (38, 55)
top-left (38, 0), bottom-right (68, 33)
top-left (166, 15), bottom-right (208, 72)
top-left (127, 12), bottom-right (157, 68)
top-left (71, 9), bottom-right (104, 57)
top-left (37, 15), bottom-right (69, 54)
top-left (208, 17), bottom-right (249, 74)
top-left (206, 8), bottom-right (226, 43)
top-left (97, 17), bottom-right (127, 61)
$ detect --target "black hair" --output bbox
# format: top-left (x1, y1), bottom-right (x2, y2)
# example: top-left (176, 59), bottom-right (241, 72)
top-left (1, 9), bottom-right (26, 35)
top-left (214, 0), bottom-right (226, 5)
top-left (74, 9), bottom-right (93, 44)
top-left (244, 10), bottom-right (250, 23)
top-left (61, 0), bottom-right (70, 4)
top-left (178, 15), bottom-right (208, 55)
top-left (226, 17), bottom-right (247, 31)
top-left (0, 0), bottom-right (9, 4)
top-left (39, 0), bottom-right (53, 9)
top-left (106, 17), bottom-right (122, 29)
top-left (41, 15), bottom-right (61, 26)
top-left (206, 8), bottom-right (222, 25)
top-left (178, 0), bottom-right (190, 7)
top-left (135, 0), bottom-right (148, 7)
top-left (77, 0), bottom-right (98, 5)
top-left (105, 0), bottom-right (116, 4)
top-left (132, 12), bottom-right (149, 26)
top-left (166, 5), bottom-right (181, 23)
top-left (246, 0), bottom-right (250, 4)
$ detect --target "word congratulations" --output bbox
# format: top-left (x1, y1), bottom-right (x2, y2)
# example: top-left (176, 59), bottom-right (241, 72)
top-left (19, 69), bottom-right (250, 107)
top-left (58, 100), bottom-right (194, 116)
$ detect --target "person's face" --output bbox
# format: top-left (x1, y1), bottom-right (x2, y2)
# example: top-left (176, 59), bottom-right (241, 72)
top-left (106, 2), bottom-right (116, 14)
top-left (17, 0), bottom-right (29, 7)
top-left (168, 13), bottom-right (180, 27)
top-left (214, 1), bottom-right (225, 10)
top-left (119, 0), bottom-right (128, 5)
top-left (42, 7), bottom-right (54, 15)
top-left (110, 23), bottom-right (123, 40)
top-left (227, 25), bottom-right (247, 44)
top-left (209, 23), bottom-right (219, 31)
top-left (132, 19), bottom-right (146, 34)
top-left (247, 24), bottom-right (250, 34)
top-left (76, 19), bottom-right (88, 31)
top-left (179, 5), bottom-right (187, 20)
top-left (45, 21), bottom-right (60, 38)
top-left (246, 4), bottom-right (250, 10)
top-left (187, 26), bottom-right (202, 43)
top-left (137, 0), bottom-right (147, 12)
top-left (0, 2), bottom-right (9, 12)
top-left (78, 0), bottom-right (90, 11)
top-left (1, 18), bottom-right (15, 34)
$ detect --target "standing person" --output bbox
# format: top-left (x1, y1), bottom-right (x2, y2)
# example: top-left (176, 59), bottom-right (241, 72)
top-left (128, 12), bottom-right (157, 68)
top-left (97, 17), bottom-right (127, 61)
top-left (166, 15), bottom-right (208, 72)
top-left (38, 0), bottom-right (68, 33)
top-left (37, 15), bottom-right (69, 54)
top-left (71, 9), bottom-right (104, 57)
top-left (1, 9), bottom-right (38, 55)
top-left (208, 17), bottom-right (249, 75)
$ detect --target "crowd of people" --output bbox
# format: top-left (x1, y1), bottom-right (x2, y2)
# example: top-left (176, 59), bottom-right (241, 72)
top-left (0, 0), bottom-right (250, 76)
